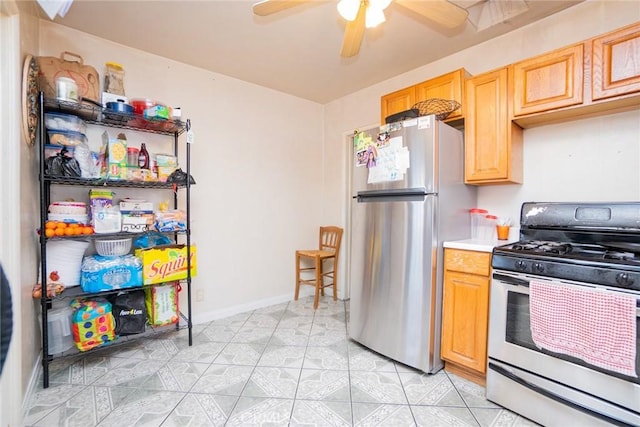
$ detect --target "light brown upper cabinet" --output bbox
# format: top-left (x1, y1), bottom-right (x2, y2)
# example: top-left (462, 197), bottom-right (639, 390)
top-left (414, 68), bottom-right (469, 121)
top-left (380, 86), bottom-right (415, 124)
top-left (512, 44), bottom-right (584, 116)
top-left (380, 68), bottom-right (468, 124)
top-left (592, 22), bottom-right (640, 101)
top-left (464, 67), bottom-right (523, 185)
top-left (513, 22), bottom-right (640, 127)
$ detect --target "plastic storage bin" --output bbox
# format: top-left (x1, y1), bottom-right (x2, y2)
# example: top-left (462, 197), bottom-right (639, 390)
top-left (40, 305), bottom-right (74, 355)
top-left (44, 112), bottom-right (87, 134)
top-left (47, 130), bottom-right (87, 147)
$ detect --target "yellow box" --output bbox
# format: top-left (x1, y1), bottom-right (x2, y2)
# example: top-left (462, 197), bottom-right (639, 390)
top-left (135, 244), bottom-right (197, 285)
top-left (106, 138), bottom-right (127, 180)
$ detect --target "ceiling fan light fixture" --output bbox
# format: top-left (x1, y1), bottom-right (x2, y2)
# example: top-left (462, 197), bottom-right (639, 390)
top-left (337, 0), bottom-right (361, 21)
top-left (365, 5), bottom-right (386, 28)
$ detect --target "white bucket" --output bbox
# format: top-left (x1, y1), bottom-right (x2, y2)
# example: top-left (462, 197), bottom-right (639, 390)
top-left (41, 305), bottom-right (74, 355)
top-left (56, 77), bottom-right (79, 103)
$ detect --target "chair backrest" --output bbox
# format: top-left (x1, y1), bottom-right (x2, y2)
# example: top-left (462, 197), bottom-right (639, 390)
top-left (319, 226), bottom-right (344, 257)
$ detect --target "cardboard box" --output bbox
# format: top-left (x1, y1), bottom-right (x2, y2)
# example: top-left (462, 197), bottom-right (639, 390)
top-left (145, 282), bottom-right (180, 326)
top-left (119, 199), bottom-right (154, 213)
top-left (135, 244), bottom-right (197, 285)
top-left (156, 154), bottom-right (177, 167)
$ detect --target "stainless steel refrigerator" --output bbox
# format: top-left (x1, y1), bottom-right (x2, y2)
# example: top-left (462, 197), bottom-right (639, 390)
top-left (349, 115), bottom-right (476, 373)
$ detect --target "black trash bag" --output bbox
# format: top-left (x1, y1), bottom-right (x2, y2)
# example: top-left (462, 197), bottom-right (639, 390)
top-left (45, 147), bottom-right (82, 177)
top-left (167, 168), bottom-right (196, 185)
top-left (112, 290), bottom-right (147, 336)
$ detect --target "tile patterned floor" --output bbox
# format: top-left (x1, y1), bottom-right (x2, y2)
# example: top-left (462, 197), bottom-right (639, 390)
top-left (24, 296), bottom-right (539, 426)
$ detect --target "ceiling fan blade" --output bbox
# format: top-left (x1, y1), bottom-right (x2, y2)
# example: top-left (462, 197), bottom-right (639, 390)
top-left (341, 1), bottom-right (366, 57)
top-left (252, 0), bottom-right (309, 16)
top-left (394, 0), bottom-right (468, 29)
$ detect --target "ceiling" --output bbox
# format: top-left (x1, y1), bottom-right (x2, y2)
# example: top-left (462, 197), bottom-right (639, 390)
top-left (42, 0), bottom-right (583, 104)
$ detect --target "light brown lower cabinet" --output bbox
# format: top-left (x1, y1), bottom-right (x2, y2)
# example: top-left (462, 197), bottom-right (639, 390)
top-left (441, 248), bottom-right (491, 385)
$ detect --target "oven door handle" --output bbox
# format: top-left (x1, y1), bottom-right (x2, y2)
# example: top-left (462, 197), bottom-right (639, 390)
top-left (492, 273), bottom-right (530, 288)
top-left (488, 362), bottom-right (635, 427)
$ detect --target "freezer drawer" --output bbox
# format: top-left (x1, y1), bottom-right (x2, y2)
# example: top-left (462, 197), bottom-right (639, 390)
top-left (349, 193), bottom-right (442, 373)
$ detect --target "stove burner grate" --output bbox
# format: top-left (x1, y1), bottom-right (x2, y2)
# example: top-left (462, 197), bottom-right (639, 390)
top-left (511, 241), bottom-right (573, 255)
top-left (603, 251), bottom-right (638, 262)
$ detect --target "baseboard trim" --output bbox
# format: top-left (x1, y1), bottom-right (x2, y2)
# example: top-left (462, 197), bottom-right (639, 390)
top-left (23, 351), bottom-right (43, 419)
top-left (191, 288), bottom-right (317, 324)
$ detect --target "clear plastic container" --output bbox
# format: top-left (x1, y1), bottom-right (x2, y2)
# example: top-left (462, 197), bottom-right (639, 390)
top-left (127, 147), bottom-right (139, 168)
top-left (470, 208), bottom-right (488, 239)
top-left (484, 214), bottom-right (498, 241)
top-left (40, 306), bottom-right (74, 355)
top-left (55, 77), bottom-right (78, 102)
top-left (44, 112), bottom-right (86, 133)
top-left (47, 130), bottom-right (87, 147)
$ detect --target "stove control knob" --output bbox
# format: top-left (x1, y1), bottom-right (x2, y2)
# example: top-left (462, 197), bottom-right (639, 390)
top-left (515, 260), bottom-right (528, 271)
top-left (533, 262), bottom-right (545, 274)
top-left (615, 272), bottom-right (634, 287)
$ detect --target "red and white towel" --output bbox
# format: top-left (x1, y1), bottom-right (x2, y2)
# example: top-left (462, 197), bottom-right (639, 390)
top-left (529, 280), bottom-right (637, 378)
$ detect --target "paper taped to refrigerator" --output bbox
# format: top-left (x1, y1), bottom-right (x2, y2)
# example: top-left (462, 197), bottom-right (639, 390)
top-left (368, 136), bottom-right (410, 184)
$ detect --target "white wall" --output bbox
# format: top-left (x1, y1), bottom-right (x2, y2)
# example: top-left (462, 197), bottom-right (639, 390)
top-left (325, 0), bottom-right (640, 248)
top-left (17, 8), bottom-right (42, 423)
top-left (38, 21), bottom-right (326, 324)
top-left (1, 1), bottom-right (43, 424)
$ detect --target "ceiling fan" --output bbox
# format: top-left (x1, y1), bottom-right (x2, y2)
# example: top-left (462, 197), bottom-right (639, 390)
top-left (252, 0), bottom-right (469, 58)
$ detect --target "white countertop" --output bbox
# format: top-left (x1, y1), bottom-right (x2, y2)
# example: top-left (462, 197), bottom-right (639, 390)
top-left (443, 238), bottom-right (518, 253)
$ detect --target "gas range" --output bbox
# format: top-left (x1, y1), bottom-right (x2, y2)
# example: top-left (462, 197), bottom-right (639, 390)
top-left (491, 202), bottom-right (640, 291)
top-left (487, 202), bottom-right (640, 427)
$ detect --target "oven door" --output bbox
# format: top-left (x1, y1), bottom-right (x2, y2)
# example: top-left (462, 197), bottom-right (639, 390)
top-left (487, 271), bottom-right (640, 426)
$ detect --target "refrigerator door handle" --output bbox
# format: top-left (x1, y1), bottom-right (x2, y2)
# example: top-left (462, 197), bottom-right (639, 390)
top-left (356, 188), bottom-right (434, 202)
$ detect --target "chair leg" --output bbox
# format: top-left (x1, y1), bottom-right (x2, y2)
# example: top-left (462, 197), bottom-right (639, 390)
top-left (294, 252), bottom-right (301, 301)
top-left (319, 259), bottom-right (325, 297)
top-left (333, 262), bottom-right (338, 302)
top-left (313, 255), bottom-right (321, 310)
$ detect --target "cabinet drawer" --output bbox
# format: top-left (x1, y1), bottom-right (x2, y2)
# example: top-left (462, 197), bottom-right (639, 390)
top-left (444, 249), bottom-right (491, 276)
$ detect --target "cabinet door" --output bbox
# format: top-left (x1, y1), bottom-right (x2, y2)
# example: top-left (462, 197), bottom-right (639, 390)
top-left (592, 22), bottom-right (640, 101)
top-left (512, 44), bottom-right (584, 116)
top-left (464, 67), bottom-right (523, 184)
top-left (415, 68), bottom-right (469, 120)
top-left (380, 86), bottom-right (415, 124)
top-left (441, 269), bottom-right (490, 373)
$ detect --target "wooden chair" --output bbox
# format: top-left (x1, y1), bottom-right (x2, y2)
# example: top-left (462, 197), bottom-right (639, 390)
top-left (295, 226), bottom-right (344, 309)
